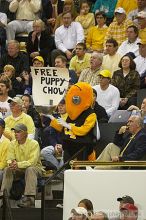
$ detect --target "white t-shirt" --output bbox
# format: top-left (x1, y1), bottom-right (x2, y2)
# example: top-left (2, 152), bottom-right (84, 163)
top-left (134, 55), bottom-right (146, 76)
top-left (93, 84), bottom-right (120, 116)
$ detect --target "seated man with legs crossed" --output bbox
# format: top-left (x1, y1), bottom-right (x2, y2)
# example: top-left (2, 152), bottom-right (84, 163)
top-left (95, 115), bottom-right (146, 168)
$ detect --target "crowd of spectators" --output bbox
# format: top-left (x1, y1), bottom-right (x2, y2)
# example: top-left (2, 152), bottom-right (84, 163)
top-left (0, 0), bottom-right (146, 209)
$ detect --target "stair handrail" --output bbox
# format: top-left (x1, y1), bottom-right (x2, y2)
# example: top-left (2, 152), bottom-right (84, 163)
top-left (41, 145), bottom-right (86, 220)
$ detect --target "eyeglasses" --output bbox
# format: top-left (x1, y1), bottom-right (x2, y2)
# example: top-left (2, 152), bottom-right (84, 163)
top-left (96, 16), bottom-right (104, 19)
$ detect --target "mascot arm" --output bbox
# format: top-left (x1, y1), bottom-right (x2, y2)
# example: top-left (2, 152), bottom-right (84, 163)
top-left (50, 119), bottom-right (63, 132)
top-left (71, 113), bottom-right (96, 136)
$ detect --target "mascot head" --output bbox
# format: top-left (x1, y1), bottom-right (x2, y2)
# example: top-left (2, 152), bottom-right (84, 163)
top-left (65, 82), bottom-right (93, 120)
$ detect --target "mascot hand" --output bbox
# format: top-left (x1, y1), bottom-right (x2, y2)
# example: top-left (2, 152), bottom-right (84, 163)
top-left (57, 117), bottom-right (71, 130)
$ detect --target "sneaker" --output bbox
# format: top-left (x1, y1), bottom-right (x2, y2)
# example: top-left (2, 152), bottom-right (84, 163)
top-left (17, 196), bottom-right (35, 208)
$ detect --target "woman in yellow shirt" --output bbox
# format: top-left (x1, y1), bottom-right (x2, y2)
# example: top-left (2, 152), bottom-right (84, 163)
top-left (75, 0), bottom-right (95, 38)
top-left (86, 11), bottom-right (108, 52)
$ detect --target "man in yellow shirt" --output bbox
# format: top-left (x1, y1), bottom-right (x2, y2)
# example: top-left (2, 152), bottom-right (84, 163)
top-left (0, 123), bottom-right (43, 208)
top-left (116, 0), bottom-right (137, 15)
top-left (105, 7), bottom-right (133, 46)
top-left (137, 11), bottom-right (146, 41)
top-left (69, 43), bottom-right (91, 78)
top-left (4, 96), bottom-right (35, 141)
top-left (0, 118), bottom-right (10, 185)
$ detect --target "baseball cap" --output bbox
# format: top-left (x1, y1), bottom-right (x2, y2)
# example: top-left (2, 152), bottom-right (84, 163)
top-left (99, 69), bottom-right (112, 78)
top-left (0, 118), bottom-right (5, 128)
top-left (137, 11), bottom-right (146, 19)
top-left (137, 39), bottom-right (146, 45)
top-left (115, 7), bottom-right (126, 14)
top-left (33, 56), bottom-right (44, 65)
top-left (120, 203), bottom-right (138, 212)
top-left (8, 97), bottom-right (23, 106)
top-left (11, 123), bottom-right (27, 132)
top-left (117, 195), bottom-right (134, 204)
top-left (71, 207), bottom-right (88, 217)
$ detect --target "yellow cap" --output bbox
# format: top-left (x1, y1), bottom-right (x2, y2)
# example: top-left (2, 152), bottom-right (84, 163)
top-left (99, 69), bottom-right (112, 78)
top-left (137, 39), bottom-right (146, 45)
top-left (33, 56), bottom-right (44, 65)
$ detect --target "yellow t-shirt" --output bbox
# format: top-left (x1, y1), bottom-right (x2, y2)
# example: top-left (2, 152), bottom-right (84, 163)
top-left (0, 135), bottom-right (10, 169)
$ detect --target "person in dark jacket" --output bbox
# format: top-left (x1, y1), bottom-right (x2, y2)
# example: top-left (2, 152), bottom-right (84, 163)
top-left (21, 94), bottom-right (42, 129)
top-left (95, 115), bottom-right (146, 165)
top-left (0, 40), bottom-right (29, 77)
top-left (26, 19), bottom-right (55, 66)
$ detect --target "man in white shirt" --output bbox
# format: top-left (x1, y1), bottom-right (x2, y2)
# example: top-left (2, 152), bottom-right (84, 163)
top-left (117, 25), bottom-right (140, 57)
top-left (128, 0), bottom-right (146, 24)
top-left (93, 69), bottom-right (120, 117)
top-left (6, 0), bottom-right (41, 41)
top-left (102, 38), bottom-right (122, 76)
top-left (51, 11), bottom-right (84, 66)
top-left (134, 39), bottom-right (146, 76)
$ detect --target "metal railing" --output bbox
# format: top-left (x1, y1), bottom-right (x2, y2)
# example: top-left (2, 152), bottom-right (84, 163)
top-left (70, 160), bottom-right (146, 169)
top-left (41, 146), bottom-right (86, 220)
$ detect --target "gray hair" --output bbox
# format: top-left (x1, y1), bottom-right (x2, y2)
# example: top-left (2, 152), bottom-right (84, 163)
top-left (92, 51), bottom-right (103, 63)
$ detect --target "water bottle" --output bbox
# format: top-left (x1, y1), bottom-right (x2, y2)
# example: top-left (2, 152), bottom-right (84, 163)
top-left (143, 116), bottom-right (146, 130)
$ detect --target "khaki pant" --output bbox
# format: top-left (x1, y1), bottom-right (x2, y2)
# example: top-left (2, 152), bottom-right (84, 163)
top-left (1, 166), bottom-right (42, 196)
top-left (95, 143), bottom-right (121, 169)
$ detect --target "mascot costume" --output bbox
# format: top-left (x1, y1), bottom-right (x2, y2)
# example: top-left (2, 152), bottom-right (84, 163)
top-left (50, 82), bottom-right (97, 162)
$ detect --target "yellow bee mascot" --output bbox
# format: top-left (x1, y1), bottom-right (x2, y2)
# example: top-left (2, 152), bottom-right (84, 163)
top-left (50, 82), bottom-right (97, 162)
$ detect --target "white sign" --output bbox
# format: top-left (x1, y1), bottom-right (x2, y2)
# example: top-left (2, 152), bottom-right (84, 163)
top-left (31, 67), bottom-right (69, 107)
top-left (64, 170), bottom-right (146, 220)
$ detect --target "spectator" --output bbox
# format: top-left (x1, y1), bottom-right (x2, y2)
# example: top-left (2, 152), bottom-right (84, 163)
top-left (0, 118), bottom-right (10, 186)
top-left (117, 25), bottom-right (140, 57)
top-left (0, 76), bottom-right (11, 119)
top-left (75, 0), bottom-right (95, 38)
top-left (0, 11), bottom-right (7, 57)
top-left (6, 0), bottom-right (41, 41)
top-left (95, 115), bottom-right (146, 165)
top-left (91, 212), bottom-right (109, 220)
top-left (136, 11), bottom-right (146, 43)
top-left (117, 195), bottom-right (135, 210)
top-left (21, 94), bottom-right (42, 129)
top-left (69, 43), bottom-right (91, 78)
top-left (86, 11), bottom-right (108, 53)
top-left (4, 97), bottom-right (35, 141)
top-left (120, 203), bottom-right (138, 220)
top-left (112, 54), bottom-right (140, 109)
top-left (51, 11), bottom-right (84, 66)
top-left (92, 88), bottom-right (108, 123)
top-left (127, 97), bottom-right (146, 119)
top-left (54, 0), bottom-right (78, 32)
top-left (102, 38), bottom-right (122, 75)
top-left (128, 0), bottom-right (146, 24)
top-left (93, 69), bottom-right (120, 117)
top-left (55, 55), bottom-right (78, 85)
top-left (105, 7), bottom-right (133, 46)
top-left (78, 199), bottom-right (94, 217)
top-left (26, 19), bottom-right (55, 66)
top-left (3, 64), bottom-right (24, 97)
top-left (134, 39), bottom-right (146, 76)
top-left (32, 56), bottom-right (44, 67)
top-left (69, 207), bottom-right (88, 220)
top-left (0, 40), bottom-right (29, 77)
top-left (115, 0), bottom-right (137, 15)
top-left (0, 123), bottom-right (43, 208)
top-left (78, 52), bottom-right (103, 86)
top-left (93, 0), bottom-right (117, 25)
